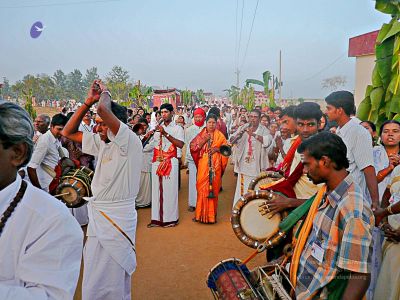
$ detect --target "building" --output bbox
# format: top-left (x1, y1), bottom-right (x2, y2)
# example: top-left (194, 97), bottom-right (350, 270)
top-left (348, 30), bottom-right (379, 106)
top-left (152, 88), bottom-right (181, 109)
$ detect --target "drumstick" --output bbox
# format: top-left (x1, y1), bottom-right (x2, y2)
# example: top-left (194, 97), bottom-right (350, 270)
top-left (242, 249), bottom-right (259, 265)
top-left (53, 192), bottom-right (71, 197)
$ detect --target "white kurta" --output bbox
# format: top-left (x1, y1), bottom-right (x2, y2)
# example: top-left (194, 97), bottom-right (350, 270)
top-left (81, 122), bottom-right (142, 299)
top-left (28, 130), bottom-right (63, 191)
top-left (232, 124), bottom-right (272, 206)
top-left (0, 175), bottom-right (83, 299)
top-left (185, 124), bottom-right (204, 208)
top-left (150, 121), bottom-right (184, 226)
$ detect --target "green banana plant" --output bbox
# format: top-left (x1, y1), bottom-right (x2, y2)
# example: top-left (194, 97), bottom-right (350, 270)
top-left (357, 0), bottom-right (400, 127)
top-left (245, 70), bottom-right (277, 107)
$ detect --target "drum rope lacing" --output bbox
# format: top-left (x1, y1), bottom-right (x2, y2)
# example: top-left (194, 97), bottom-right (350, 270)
top-left (0, 180), bottom-right (27, 237)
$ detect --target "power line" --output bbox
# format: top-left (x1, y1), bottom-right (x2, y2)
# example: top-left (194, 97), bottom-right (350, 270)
top-left (0, 0), bottom-right (123, 9)
top-left (302, 52), bottom-right (346, 81)
top-left (236, 0), bottom-right (245, 71)
top-left (240, 0), bottom-right (259, 70)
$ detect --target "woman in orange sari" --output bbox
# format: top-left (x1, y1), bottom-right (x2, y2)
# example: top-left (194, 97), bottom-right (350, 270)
top-left (190, 114), bottom-right (229, 223)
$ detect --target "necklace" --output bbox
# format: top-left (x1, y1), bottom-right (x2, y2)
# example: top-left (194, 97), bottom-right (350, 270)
top-left (0, 180), bottom-right (27, 237)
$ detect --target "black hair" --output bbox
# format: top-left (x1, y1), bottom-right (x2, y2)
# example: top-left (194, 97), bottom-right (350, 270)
top-left (361, 120), bottom-right (377, 133)
top-left (294, 102), bottom-right (323, 122)
top-left (153, 106), bottom-right (158, 112)
top-left (206, 113), bottom-right (218, 122)
top-left (138, 117), bottom-right (148, 125)
top-left (250, 109), bottom-right (261, 117)
top-left (272, 106), bottom-right (282, 112)
top-left (325, 91), bottom-right (355, 116)
top-left (298, 131), bottom-right (349, 170)
top-left (379, 120), bottom-right (400, 137)
top-left (279, 105), bottom-right (296, 119)
top-left (66, 111), bottom-right (74, 120)
top-left (209, 107), bottom-right (221, 118)
top-left (143, 112), bottom-right (151, 118)
top-left (51, 113), bottom-right (68, 126)
top-left (127, 108), bottom-right (133, 115)
top-left (111, 101), bottom-right (128, 124)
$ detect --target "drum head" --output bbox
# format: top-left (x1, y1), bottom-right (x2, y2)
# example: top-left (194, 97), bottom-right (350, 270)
top-left (232, 190), bottom-right (281, 248)
top-left (240, 199), bottom-right (281, 241)
top-left (247, 171), bottom-right (283, 191)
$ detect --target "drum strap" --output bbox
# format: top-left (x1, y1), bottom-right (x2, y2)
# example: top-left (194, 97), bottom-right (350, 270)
top-left (99, 210), bottom-right (136, 253)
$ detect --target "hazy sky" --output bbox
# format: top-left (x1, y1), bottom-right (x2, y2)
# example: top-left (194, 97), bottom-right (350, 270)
top-left (0, 0), bottom-right (390, 98)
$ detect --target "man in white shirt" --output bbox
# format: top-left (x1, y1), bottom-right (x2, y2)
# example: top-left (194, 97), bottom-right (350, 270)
top-left (27, 113), bottom-right (68, 192)
top-left (231, 109), bottom-right (272, 206)
top-left (32, 114), bottom-right (50, 144)
top-left (184, 108), bottom-right (206, 211)
top-left (62, 81), bottom-right (143, 299)
top-left (0, 101), bottom-right (83, 299)
top-left (148, 103), bottom-right (184, 228)
top-left (325, 91), bottom-right (379, 209)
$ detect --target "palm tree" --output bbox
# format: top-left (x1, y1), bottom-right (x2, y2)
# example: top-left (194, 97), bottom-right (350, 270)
top-left (223, 85), bottom-right (241, 105)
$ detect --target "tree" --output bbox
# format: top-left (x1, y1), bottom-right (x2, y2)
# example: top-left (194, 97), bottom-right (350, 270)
top-left (106, 66), bottom-right (131, 101)
top-left (181, 89), bottom-right (193, 105)
top-left (23, 89), bottom-right (37, 120)
top-left (224, 85), bottom-right (240, 105)
top-left (321, 76), bottom-right (347, 91)
top-left (126, 81), bottom-right (153, 109)
top-left (66, 69), bottom-right (85, 101)
top-left (83, 67), bottom-right (99, 90)
top-left (195, 89), bottom-right (205, 104)
top-left (1, 77), bottom-right (13, 99)
top-left (53, 70), bottom-right (67, 100)
top-left (357, 1), bottom-right (400, 126)
top-left (245, 70), bottom-right (277, 107)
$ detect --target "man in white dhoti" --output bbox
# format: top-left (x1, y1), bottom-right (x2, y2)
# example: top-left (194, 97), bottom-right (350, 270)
top-left (231, 109), bottom-right (272, 207)
top-left (62, 80), bottom-right (142, 299)
top-left (137, 119), bottom-right (154, 208)
top-left (148, 103), bottom-right (184, 228)
top-left (184, 108), bottom-right (206, 211)
top-left (27, 114), bottom-right (69, 192)
top-left (0, 102), bottom-right (83, 299)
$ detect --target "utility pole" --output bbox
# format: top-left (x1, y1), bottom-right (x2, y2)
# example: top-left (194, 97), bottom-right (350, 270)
top-left (279, 50), bottom-right (282, 103)
top-left (235, 68), bottom-right (240, 88)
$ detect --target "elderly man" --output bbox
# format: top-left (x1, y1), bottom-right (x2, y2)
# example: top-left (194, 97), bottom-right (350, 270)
top-left (0, 101), bottom-right (83, 299)
top-left (33, 114), bottom-right (50, 144)
top-left (27, 113), bottom-right (68, 192)
top-left (62, 81), bottom-right (142, 299)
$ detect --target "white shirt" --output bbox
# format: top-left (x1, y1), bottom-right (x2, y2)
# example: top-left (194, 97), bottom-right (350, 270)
top-left (28, 130), bottom-right (63, 191)
top-left (0, 175), bottom-right (83, 299)
top-left (78, 121), bottom-right (94, 133)
top-left (151, 121), bottom-right (184, 156)
top-left (337, 118), bottom-right (374, 202)
top-left (82, 122), bottom-right (143, 203)
top-left (184, 124), bottom-right (204, 162)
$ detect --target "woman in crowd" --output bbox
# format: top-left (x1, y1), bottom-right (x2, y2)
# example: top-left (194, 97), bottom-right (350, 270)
top-left (362, 120), bottom-right (378, 146)
top-left (190, 114), bottom-right (228, 224)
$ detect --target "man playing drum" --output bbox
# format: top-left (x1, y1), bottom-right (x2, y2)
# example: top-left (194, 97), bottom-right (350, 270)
top-left (62, 80), bottom-right (143, 299)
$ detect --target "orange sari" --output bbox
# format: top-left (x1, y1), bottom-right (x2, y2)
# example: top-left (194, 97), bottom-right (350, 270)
top-left (190, 129), bottom-right (228, 223)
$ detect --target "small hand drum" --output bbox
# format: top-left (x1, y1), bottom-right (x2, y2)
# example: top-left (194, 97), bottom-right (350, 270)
top-left (55, 167), bottom-right (93, 208)
top-left (247, 171), bottom-right (283, 191)
top-left (232, 190), bottom-right (284, 249)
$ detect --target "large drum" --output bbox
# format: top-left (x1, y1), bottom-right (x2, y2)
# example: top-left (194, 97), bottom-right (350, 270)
top-left (232, 190), bottom-right (286, 249)
top-left (207, 258), bottom-right (261, 300)
top-left (247, 171), bottom-right (283, 192)
top-left (55, 167), bottom-right (93, 208)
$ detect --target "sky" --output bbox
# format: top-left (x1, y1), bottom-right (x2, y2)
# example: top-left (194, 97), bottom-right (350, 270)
top-left (0, 0), bottom-right (391, 98)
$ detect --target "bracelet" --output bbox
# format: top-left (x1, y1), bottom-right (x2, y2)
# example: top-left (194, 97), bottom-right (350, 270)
top-left (387, 205), bottom-right (394, 215)
top-left (83, 102), bottom-right (91, 108)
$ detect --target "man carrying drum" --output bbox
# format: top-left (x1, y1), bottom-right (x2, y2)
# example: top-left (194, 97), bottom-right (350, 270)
top-left (290, 132), bottom-right (373, 299)
top-left (62, 80), bottom-right (142, 299)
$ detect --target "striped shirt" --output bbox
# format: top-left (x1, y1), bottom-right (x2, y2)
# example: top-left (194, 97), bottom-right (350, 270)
top-left (336, 118), bottom-right (374, 204)
top-left (296, 174), bottom-right (374, 299)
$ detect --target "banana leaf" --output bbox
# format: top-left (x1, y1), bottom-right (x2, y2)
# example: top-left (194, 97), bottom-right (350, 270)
top-left (390, 94), bottom-right (400, 114)
top-left (375, 1), bottom-right (399, 16)
top-left (366, 85), bottom-right (374, 97)
top-left (376, 49), bottom-right (394, 88)
top-left (377, 22), bottom-right (394, 43)
top-left (381, 21), bottom-right (400, 43)
top-left (372, 65), bottom-right (383, 87)
top-left (393, 113), bottom-right (400, 121)
top-left (245, 79), bottom-right (264, 87)
top-left (388, 74), bottom-right (399, 94)
top-left (357, 97), bottom-right (372, 120)
top-left (394, 35), bottom-right (400, 53)
top-left (371, 87), bottom-right (385, 109)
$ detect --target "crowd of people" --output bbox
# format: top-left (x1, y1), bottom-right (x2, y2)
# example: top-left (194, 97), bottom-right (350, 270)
top-left (1, 80), bottom-right (400, 299)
